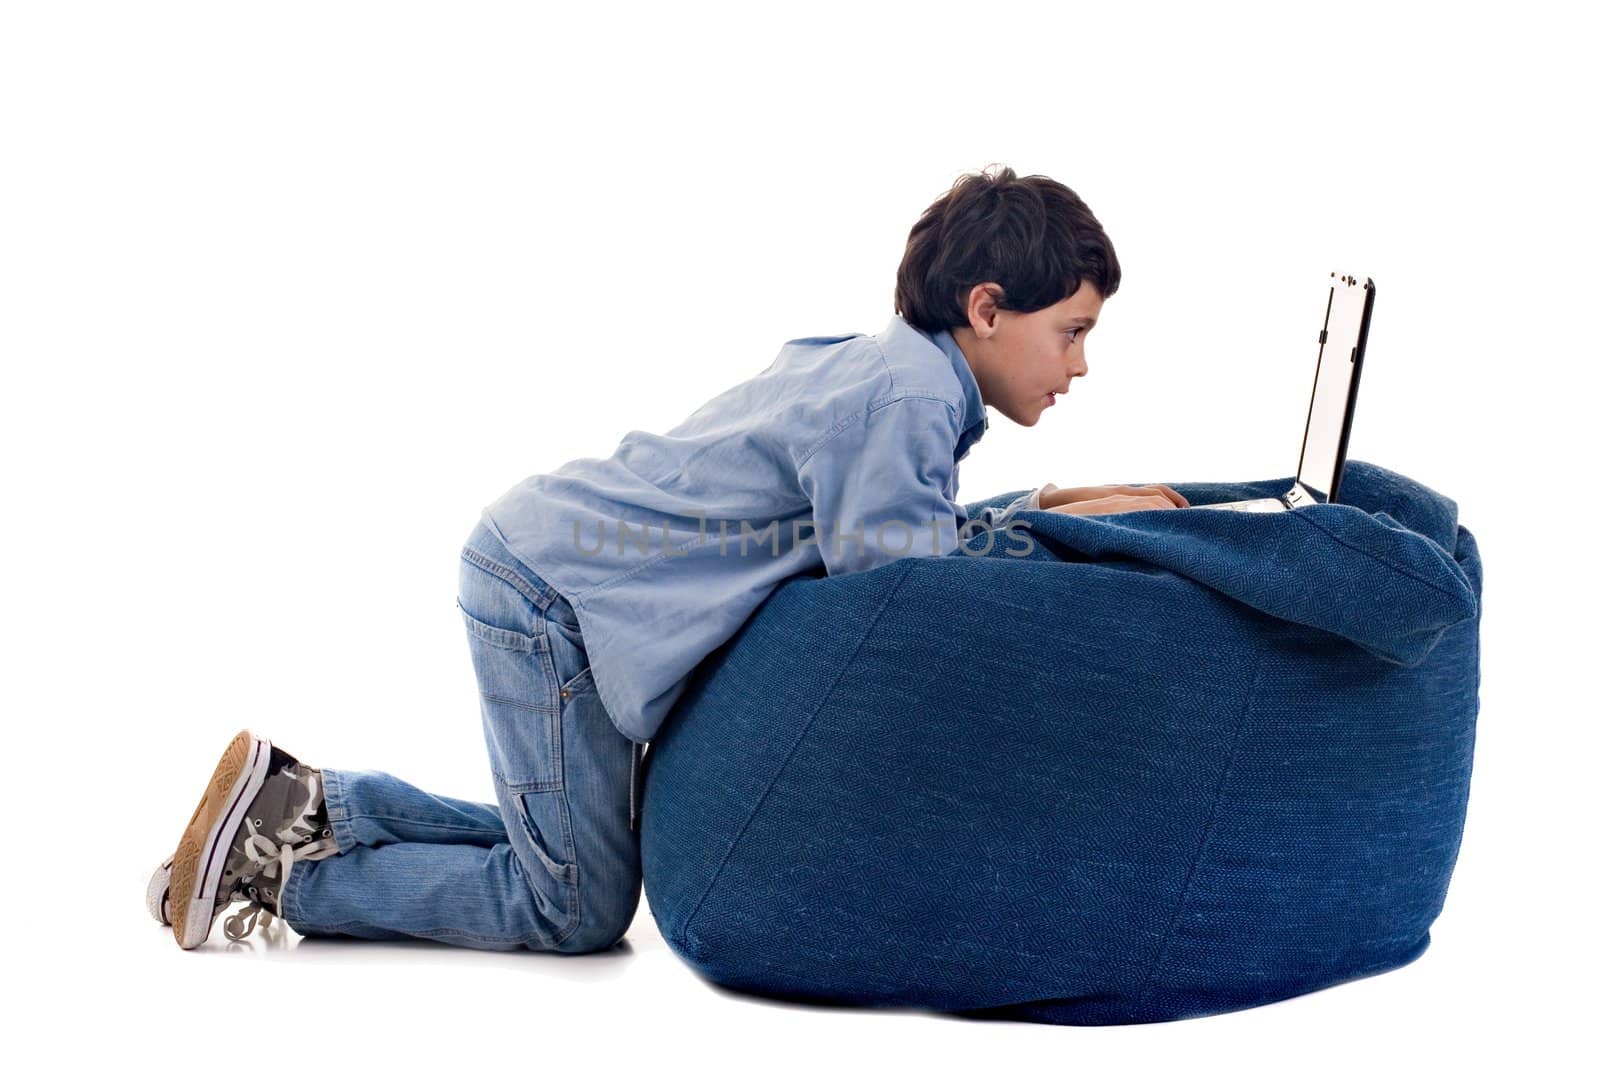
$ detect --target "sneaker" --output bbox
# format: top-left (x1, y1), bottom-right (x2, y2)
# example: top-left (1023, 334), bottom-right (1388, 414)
top-left (147, 854), bottom-right (174, 925)
top-left (147, 853), bottom-right (250, 927)
top-left (168, 729), bottom-right (339, 949)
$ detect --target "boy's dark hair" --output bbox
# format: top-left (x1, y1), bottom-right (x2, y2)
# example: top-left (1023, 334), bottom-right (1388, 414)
top-left (894, 164), bottom-right (1121, 335)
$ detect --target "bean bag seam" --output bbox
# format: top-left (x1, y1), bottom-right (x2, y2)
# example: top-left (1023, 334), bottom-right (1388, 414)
top-left (675, 565), bottom-right (916, 951)
top-left (1131, 649), bottom-right (1266, 1015)
top-left (1290, 508), bottom-right (1474, 607)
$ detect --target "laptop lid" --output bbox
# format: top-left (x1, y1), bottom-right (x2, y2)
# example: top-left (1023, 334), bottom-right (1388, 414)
top-left (1294, 272), bottom-right (1376, 505)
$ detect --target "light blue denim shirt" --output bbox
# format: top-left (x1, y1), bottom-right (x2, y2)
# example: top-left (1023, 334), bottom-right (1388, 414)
top-left (481, 314), bottom-right (1047, 744)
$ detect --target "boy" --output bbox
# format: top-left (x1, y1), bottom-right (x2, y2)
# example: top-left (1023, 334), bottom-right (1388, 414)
top-left (151, 164), bottom-right (1187, 952)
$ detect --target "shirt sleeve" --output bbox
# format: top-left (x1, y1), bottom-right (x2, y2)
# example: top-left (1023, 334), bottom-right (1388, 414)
top-left (796, 396), bottom-right (969, 578)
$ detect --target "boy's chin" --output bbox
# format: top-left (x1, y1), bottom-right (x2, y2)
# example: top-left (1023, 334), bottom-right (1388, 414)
top-left (1005, 402), bottom-right (1047, 427)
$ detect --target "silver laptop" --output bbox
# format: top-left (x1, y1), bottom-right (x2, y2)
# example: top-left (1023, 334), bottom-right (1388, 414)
top-left (1194, 271), bottom-right (1376, 511)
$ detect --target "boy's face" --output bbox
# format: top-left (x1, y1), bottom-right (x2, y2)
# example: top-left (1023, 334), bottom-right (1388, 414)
top-left (951, 281), bottom-right (1103, 427)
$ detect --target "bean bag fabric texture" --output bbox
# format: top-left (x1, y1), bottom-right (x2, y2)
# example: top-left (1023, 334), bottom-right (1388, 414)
top-left (638, 459), bottom-right (1483, 1026)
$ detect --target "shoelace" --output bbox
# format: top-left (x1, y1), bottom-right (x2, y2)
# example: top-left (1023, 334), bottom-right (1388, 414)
top-left (222, 767), bottom-right (340, 942)
top-left (222, 833), bottom-right (339, 941)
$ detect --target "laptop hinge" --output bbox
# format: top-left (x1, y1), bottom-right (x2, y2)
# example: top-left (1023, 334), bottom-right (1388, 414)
top-left (1284, 482), bottom-right (1318, 509)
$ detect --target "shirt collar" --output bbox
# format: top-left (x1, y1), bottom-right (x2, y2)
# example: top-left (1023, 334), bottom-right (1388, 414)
top-left (880, 315), bottom-right (991, 462)
top-left (925, 323), bottom-right (989, 462)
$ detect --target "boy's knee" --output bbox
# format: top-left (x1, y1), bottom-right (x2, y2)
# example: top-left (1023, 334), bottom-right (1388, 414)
top-left (550, 915), bottom-right (624, 953)
top-left (554, 885), bottom-right (640, 954)
top-left (555, 922), bottom-right (626, 954)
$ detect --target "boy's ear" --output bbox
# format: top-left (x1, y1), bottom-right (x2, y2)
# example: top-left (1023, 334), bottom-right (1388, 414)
top-left (963, 282), bottom-right (1006, 336)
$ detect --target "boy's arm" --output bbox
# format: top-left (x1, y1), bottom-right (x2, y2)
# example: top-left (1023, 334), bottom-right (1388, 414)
top-left (797, 395), bottom-right (972, 578)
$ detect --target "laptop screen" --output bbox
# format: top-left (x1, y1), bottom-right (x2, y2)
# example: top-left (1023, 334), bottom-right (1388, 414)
top-left (1295, 274), bottom-right (1373, 501)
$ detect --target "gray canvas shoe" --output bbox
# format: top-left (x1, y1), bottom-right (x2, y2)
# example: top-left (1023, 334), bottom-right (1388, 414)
top-left (167, 730), bottom-right (340, 949)
top-left (147, 854), bottom-right (174, 925)
top-left (147, 853), bottom-right (249, 927)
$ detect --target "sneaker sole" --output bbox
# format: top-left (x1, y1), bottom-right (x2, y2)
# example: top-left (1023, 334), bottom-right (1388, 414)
top-left (169, 729), bottom-right (272, 949)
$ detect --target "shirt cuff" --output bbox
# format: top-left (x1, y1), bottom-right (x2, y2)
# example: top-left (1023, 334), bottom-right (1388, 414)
top-left (1020, 483), bottom-right (1050, 512)
top-left (976, 482), bottom-right (1058, 527)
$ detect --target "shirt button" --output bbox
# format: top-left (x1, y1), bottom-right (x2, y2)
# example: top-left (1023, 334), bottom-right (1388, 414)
top-left (560, 688), bottom-right (570, 700)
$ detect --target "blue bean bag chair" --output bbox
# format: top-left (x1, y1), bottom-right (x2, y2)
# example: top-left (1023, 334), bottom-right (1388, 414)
top-left (639, 459), bottom-right (1482, 1026)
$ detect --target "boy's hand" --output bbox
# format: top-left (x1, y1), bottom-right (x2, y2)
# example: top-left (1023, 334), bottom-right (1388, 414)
top-left (1040, 483), bottom-right (1189, 515)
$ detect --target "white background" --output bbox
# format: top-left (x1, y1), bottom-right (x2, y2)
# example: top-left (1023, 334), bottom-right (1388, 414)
top-left (4, 0), bottom-right (1594, 1061)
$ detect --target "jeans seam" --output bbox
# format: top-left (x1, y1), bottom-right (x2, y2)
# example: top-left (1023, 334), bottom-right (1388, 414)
top-left (280, 854), bottom-right (315, 925)
top-left (549, 704), bottom-right (582, 944)
top-left (461, 543), bottom-right (555, 611)
top-left (479, 692), bottom-right (559, 714)
top-left (319, 768), bottom-right (358, 856)
top-left (493, 767), bottom-right (562, 794)
top-left (343, 813), bottom-right (508, 837)
top-left (629, 742), bottom-right (639, 832)
top-left (292, 918), bottom-right (570, 947)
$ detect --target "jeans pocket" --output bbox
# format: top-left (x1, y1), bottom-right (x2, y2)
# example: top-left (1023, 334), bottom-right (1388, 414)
top-left (458, 601), bottom-right (562, 785)
top-left (555, 661), bottom-right (596, 701)
top-left (513, 787), bottom-right (580, 892)
top-left (544, 594), bottom-right (592, 697)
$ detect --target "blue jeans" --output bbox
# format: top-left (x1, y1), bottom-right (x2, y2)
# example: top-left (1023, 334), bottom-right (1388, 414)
top-left (279, 517), bottom-right (646, 953)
